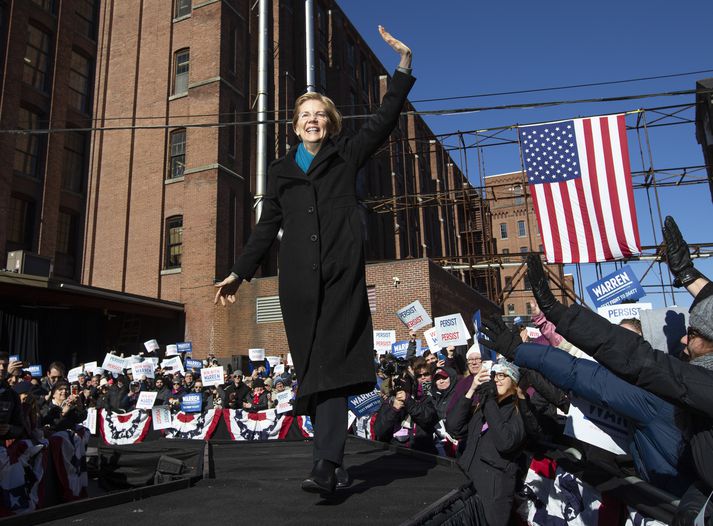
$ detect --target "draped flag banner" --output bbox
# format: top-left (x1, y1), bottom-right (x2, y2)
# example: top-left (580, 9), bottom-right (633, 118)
top-left (164, 408), bottom-right (222, 440)
top-left (98, 409), bottom-right (152, 445)
top-left (48, 428), bottom-right (90, 501)
top-left (0, 439), bottom-right (47, 516)
top-left (223, 409), bottom-right (289, 441)
top-left (518, 114), bottom-right (641, 263)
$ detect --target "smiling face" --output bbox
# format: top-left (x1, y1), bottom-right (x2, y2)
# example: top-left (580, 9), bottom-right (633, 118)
top-left (294, 99), bottom-right (330, 150)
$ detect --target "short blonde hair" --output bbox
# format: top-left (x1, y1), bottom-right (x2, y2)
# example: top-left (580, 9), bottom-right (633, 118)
top-left (292, 92), bottom-right (342, 138)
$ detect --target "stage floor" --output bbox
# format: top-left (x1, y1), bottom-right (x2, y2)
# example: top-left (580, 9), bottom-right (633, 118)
top-left (40, 438), bottom-right (471, 525)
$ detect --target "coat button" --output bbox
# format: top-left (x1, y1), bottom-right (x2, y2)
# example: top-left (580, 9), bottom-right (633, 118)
top-left (307, 206), bottom-right (314, 214)
top-left (310, 234), bottom-right (318, 242)
top-left (312, 263), bottom-right (318, 271)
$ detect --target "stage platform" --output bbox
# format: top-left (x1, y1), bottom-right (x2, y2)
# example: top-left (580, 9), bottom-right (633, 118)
top-left (29, 437), bottom-right (483, 526)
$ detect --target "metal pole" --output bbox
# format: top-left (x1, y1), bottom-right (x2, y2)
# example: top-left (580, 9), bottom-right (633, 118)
top-left (255, 0), bottom-right (269, 221)
top-left (304, 0), bottom-right (316, 93)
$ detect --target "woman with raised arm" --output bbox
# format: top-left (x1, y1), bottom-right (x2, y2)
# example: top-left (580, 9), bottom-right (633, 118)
top-left (214, 26), bottom-right (413, 495)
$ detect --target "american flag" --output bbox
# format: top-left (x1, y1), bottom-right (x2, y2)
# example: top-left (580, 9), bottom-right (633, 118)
top-left (519, 114), bottom-right (641, 263)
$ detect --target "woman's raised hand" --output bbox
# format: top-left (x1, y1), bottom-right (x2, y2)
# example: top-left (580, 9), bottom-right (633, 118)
top-left (378, 25), bottom-right (412, 69)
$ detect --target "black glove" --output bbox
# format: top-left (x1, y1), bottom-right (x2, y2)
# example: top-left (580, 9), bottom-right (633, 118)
top-left (479, 317), bottom-right (522, 361)
top-left (475, 380), bottom-right (497, 402)
top-left (663, 216), bottom-right (703, 287)
top-left (526, 254), bottom-right (566, 323)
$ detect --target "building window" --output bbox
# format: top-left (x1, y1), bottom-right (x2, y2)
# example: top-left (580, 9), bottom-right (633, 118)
top-left (227, 104), bottom-right (236, 158)
top-left (499, 222), bottom-right (508, 239)
top-left (513, 184), bottom-right (524, 205)
top-left (56, 210), bottom-right (78, 255)
top-left (517, 220), bottom-right (526, 237)
top-left (30, 0), bottom-right (56, 14)
top-left (346, 38), bottom-right (356, 78)
top-left (520, 246), bottom-right (528, 253)
top-left (165, 216), bottom-right (183, 268)
top-left (14, 108), bottom-right (43, 178)
top-left (504, 276), bottom-right (513, 291)
top-left (7, 196), bottom-right (35, 250)
top-left (174, 0), bottom-right (191, 18)
top-left (317, 3), bottom-right (327, 49)
top-left (526, 302), bottom-right (533, 315)
top-left (173, 49), bottom-right (189, 95)
top-left (168, 129), bottom-right (186, 179)
top-left (62, 131), bottom-right (87, 193)
top-left (75, 0), bottom-right (98, 39)
top-left (228, 26), bottom-right (238, 74)
top-left (23, 24), bottom-right (51, 92)
top-left (367, 285), bottom-right (376, 313)
top-left (69, 51), bottom-right (92, 113)
top-left (524, 276), bottom-right (532, 291)
top-left (507, 304), bottom-right (515, 315)
top-left (256, 296), bottom-right (283, 323)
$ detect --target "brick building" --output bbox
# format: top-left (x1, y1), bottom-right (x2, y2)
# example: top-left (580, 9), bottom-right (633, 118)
top-left (485, 171), bottom-right (574, 320)
top-left (0, 0), bottom-right (98, 280)
top-left (81, 0), bottom-right (494, 361)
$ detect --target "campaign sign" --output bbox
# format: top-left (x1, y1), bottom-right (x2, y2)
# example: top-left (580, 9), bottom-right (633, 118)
top-left (68, 366), bottom-right (83, 383)
top-left (9, 355), bottom-right (20, 363)
top-left (181, 393), bottom-right (202, 413)
top-left (434, 313), bottom-right (471, 347)
top-left (471, 310), bottom-right (494, 361)
top-left (102, 353), bottom-right (127, 374)
top-left (373, 330), bottom-right (396, 354)
top-left (136, 391), bottom-right (158, 410)
top-left (82, 408), bottom-right (97, 434)
top-left (248, 348), bottom-right (265, 362)
top-left (83, 361), bottom-right (98, 374)
top-left (26, 365), bottom-right (43, 377)
top-left (525, 327), bottom-right (542, 340)
top-left (347, 389), bottom-right (382, 417)
top-left (564, 396), bottom-right (630, 455)
top-left (586, 265), bottom-right (645, 308)
top-left (144, 339), bottom-right (160, 353)
top-left (131, 360), bottom-right (155, 379)
top-left (176, 342), bottom-right (192, 354)
top-left (185, 358), bottom-right (203, 371)
top-left (165, 344), bottom-right (178, 356)
top-left (152, 406), bottom-right (173, 430)
top-left (266, 356), bottom-right (281, 368)
top-left (396, 300), bottom-right (432, 332)
top-left (423, 327), bottom-right (441, 353)
top-left (597, 302), bottom-right (652, 325)
top-left (274, 364), bottom-right (285, 376)
top-left (286, 353), bottom-right (293, 366)
top-left (200, 366), bottom-right (224, 387)
top-left (640, 307), bottom-right (688, 356)
top-left (275, 390), bottom-right (293, 414)
top-left (390, 339), bottom-right (422, 359)
top-left (161, 356), bottom-right (185, 375)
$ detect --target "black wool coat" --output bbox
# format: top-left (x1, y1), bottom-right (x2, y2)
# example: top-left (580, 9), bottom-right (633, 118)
top-left (232, 71), bottom-right (416, 415)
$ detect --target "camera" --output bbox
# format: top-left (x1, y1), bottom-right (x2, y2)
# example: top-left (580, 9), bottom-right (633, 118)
top-left (378, 354), bottom-right (409, 377)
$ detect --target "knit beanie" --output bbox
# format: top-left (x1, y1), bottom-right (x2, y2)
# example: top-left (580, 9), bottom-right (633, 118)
top-left (689, 295), bottom-right (713, 342)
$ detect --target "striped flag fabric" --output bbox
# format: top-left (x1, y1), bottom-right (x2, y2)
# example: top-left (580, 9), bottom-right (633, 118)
top-left (518, 114), bottom-right (641, 263)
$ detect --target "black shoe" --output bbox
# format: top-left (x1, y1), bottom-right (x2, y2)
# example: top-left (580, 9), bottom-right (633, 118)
top-left (301, 459), bottom-right (337, 494)
top-left (335, 465), bottom-right (351, 489)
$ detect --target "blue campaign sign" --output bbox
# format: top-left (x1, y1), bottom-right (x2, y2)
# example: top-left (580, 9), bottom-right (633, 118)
top-left (181, 393), bottom-right (202, 413)
top-left (26, 365), bottom-right (43, 377)
top-left (176, 342), bottom-right (192, 355)
top-left (390, 339), bottom-right (421, 359)
top-left (9, 355), bottom-right (20, 362)
top-left (348, 389), bottom-right (382, 417)
top-left (185, 358), bottom-right (203, 370)
top-left (586, 265), bottom-right (646, 308)
top-left (471, 310), bottom-right (495, 361)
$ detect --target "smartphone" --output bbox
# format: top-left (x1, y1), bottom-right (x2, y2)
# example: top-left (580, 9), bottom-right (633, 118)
top-left (437, 350), bottom-right (446, 361)
top-left (480, 360), bottom-right (493, 376)
top-left (71, 384), bottom-right (79, 396)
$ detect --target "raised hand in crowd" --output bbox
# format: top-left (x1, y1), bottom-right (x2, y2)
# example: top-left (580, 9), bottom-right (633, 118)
top-left (663, 215), bottom-right (709, 295)
top-left (526, 254), bottom-right (565, 323)
top-left (464, 367), bottom-right (491, 400)
top-left (479, 317), bottom-right (522, 362)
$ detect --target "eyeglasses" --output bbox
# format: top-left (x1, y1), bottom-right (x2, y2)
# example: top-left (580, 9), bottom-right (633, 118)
top-left (298, 111), bottom-right (328, 121)
top-left (687, 326), bottom-right (701, 340)
top-left (467, 359), bottom-right (482, 365)
top-left (415, 372), bottom-right (431, 378)
top-left (494, 373), bottom-right (509, 381)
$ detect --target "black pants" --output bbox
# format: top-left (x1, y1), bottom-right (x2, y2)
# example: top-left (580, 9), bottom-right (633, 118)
top-left (310, 392), bottom-right (347, 465)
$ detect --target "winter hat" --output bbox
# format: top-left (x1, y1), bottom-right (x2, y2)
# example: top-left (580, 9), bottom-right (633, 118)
top-left (434, 368), bottom-right (449, 380)
top-left (690, 295), bottom-right (713, 342)
top-left (466, 344), bottom-right (481, 360)
top-left (13, 381), bottom-right (33, 394)
top-left (253, 378), bottom-right (265, 388)
top-left (492, 359), bottom-right (521, 384)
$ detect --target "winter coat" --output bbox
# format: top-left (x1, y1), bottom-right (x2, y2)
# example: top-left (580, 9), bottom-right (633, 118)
top-left (515, 342), bottom-right (693, 496)
top-left (40, 401), bottom-right (87, 431)
top-left (554, 302), bottom-right (713, 500)
top-left (446, 391), bottom-right (526, 526)
top-left (431, 366), bottom-right (458, 420)
top-left (232, 71), bottom-right (415, 415)
top-left (374, 395), bottom-right (440, 454)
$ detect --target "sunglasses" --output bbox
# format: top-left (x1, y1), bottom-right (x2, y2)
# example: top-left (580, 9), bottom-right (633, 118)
top-left (687, 326), bottom-right (701, 340)
top-left (415, 372), bottom-right (431, 378)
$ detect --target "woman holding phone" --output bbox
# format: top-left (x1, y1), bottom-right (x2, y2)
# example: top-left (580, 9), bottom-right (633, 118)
top-left (446, 359), bottom-right (526, 526)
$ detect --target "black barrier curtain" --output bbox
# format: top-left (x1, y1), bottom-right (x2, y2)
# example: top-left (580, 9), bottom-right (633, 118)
top-left (0, 308), bottom-right (40, 363)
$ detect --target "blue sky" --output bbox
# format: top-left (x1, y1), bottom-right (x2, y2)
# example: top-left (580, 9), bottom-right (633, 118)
top-left (339, 0), bottom-right (713, 309)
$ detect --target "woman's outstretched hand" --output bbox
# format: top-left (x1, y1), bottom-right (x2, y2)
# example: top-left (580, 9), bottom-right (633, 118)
top-left (378, 25), bottom-right (412, 69)
top-left (214, 274), bottom-right (242, 306)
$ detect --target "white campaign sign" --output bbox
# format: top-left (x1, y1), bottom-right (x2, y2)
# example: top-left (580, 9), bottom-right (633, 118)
top-left (525, 327), bottom-right (542, 340)
top-left (275, 390), bottom-right (293, 414)
top-left (248, 348), bottom-right (265, 362)
top-left (83, 361), bottom-right (98, 374)
top-left (564, 396), bottom-right (630, 455)
top-left (286, 353), bottom-right (293, 366)
top-left (266, 356), bottom-right (281, 368)
top-left (423, 327), bottom-right (441, 353)
top-left (165, 344), bottom-right (178, 356)
top-left (152, 406), bottom-right (173, 430)
top-left (274, 364), bottom-right (285, 376)
top-left (373, 330), bottom-right (396, 355)
top-left (434, 313), bottom-right (471, 347)
top-left (102, 354), bottom-right (128, 374)
top-left (396, 300), bottom-right (432, 332)
top-left (144, 339), bottom-right (160, 353)
top-left (597, 302), bottom-right (653, 325)
top-left (161, 356), bottom-right (185, 375)
top-left (200, 366), bottom-right (224, 387)
top-left (136, 391), bottom-right (158, 410)
top-left (82, 407), bottom-right (97, 434)
top-left (131, 361), bottom-right (155, 379)
top-left (67, 366), bottom-right (83, 383)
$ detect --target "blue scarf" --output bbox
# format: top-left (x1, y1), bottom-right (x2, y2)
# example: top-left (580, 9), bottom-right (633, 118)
top-left (295, 142), bottom-right (315, 173)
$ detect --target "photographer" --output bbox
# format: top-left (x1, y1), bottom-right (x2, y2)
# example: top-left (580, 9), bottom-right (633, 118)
top-left (374, 357), bottom-right (439, 454)
top-left (40, 381), bottom-right (87, 434)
